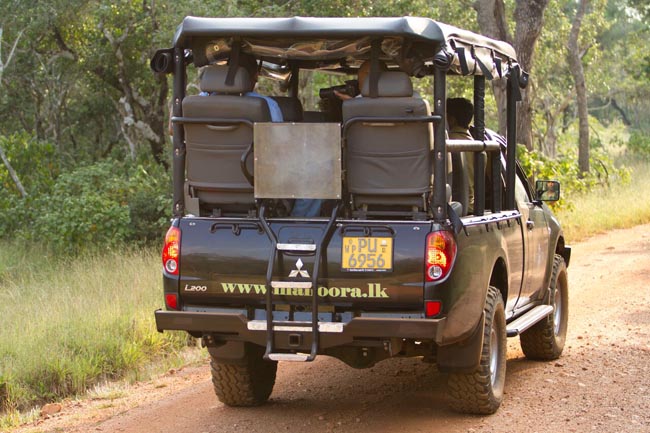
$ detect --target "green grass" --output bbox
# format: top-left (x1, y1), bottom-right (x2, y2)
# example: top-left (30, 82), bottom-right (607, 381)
top-left (555, 162), bottom-right (650, 241)
top-left (0, 246), bottom-right (188, 424)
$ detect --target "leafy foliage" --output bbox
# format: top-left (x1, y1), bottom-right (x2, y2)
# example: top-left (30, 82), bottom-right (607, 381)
top-left (625, 131), bottom-right (650, 160)
top-left (518, 140), bottom-right (630, 210)
top-left (0, 141), bottom-right (170, 251)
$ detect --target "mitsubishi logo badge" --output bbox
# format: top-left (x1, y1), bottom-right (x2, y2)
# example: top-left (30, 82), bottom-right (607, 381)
top-left (289, 258), bottom-right (310, 278)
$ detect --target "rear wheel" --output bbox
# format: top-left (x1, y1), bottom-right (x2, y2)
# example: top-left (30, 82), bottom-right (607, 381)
top-left (520, 254), bottom-right (569, 360)
top-left (210, 343), bottom-right (277, 406)
top-left (448, 286), bottom-right (507, 414)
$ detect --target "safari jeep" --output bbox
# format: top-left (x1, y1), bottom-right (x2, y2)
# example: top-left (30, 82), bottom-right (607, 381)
top-left (151, 16), bottom-right (571, 414)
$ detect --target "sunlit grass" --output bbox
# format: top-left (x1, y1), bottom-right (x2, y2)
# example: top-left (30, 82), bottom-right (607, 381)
top-left (556, 162), bottom-right (650, 242)
top-left (0, 247), bottom-right (189, 423)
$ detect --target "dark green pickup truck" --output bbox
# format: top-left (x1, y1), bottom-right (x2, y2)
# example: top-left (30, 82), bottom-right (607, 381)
top-left (152, 16), bottom-right (571, 415)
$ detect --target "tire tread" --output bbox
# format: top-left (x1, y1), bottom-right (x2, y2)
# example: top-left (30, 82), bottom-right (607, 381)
top-left (520, 254), bottom-right (568, 361)
top-left (210, 345), bottom-right (277, 406)
top-left (448, 286), bottom-right (506, 415)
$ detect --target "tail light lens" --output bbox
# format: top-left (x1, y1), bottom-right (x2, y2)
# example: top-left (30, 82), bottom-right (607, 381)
top-left (162, 226), bottom-right (181, 275)
top-left (165, 293), bottom-right (178, 310)
top-left (425, 230), bottom-right (456, 282)
top-left (425, 300), bottom-right (442, 317)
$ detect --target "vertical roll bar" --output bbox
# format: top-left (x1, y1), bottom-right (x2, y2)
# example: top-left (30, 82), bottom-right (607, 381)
top-left (491, 147), bottom-right (503, 213)
top-left (473, 76), bottom-right (486, 216)
top-left (433, 66), bottom-right (448, 222)
top-left (505, 66), bottom-right (519, 210)
top-left (172, 48), bottom-right (187, 217)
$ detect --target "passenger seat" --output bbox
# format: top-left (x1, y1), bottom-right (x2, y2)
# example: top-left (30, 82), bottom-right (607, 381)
top-left (342, 71), bottom-right (432, 218)
top-left (181, 65), bottom-right (271, 216)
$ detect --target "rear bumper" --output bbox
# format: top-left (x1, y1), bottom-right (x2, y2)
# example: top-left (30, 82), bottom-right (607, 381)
top-left (155, 309), bottom-right (446, 349)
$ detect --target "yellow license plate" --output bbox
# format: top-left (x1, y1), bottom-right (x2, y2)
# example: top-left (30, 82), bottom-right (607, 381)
top-left (341, 237), bottom-right (393, 272)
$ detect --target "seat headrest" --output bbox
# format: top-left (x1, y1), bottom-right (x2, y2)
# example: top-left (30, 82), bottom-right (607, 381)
top-left (200, 65), bottom-right (254, 94)
top-left (361, 71), bottom-right (413, 97)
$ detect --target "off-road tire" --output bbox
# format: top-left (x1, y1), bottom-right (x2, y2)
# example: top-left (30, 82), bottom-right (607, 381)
top-left (448, 286), bottom-right (507, 415)
top-left (210, 344), bottom-right (277, 406)
top-left (520, 254), bottom-right (569, 360)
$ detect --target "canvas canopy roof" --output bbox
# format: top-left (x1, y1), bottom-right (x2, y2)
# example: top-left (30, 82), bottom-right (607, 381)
top-left (171, 16), bottom-right (519, 79)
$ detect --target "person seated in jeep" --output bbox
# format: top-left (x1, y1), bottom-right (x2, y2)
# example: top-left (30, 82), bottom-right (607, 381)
top-left (447, 97), bottom-right (478, 214)
top-left (333, 60), bottom-right (382, 101)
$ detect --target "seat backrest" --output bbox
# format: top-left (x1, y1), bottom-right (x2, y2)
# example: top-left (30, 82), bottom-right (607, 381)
top-left (271, 96), bottom-right (303, 122)
top-left (182, 65), bottom-right (271, 213)
top-left (342, 71), bottom-right (432, 209)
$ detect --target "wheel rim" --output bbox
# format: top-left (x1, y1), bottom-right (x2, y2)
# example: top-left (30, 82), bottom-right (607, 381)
top-left (489, 326), bottom-right (499, 386)
top-left (553, 286), bottom-right (562, 336)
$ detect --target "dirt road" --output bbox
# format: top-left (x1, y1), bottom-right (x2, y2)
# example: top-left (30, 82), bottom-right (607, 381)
top-left (17, 224), bottom-right (650, 433)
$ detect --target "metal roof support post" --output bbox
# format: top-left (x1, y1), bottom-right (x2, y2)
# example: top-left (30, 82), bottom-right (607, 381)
top-left (288, 64), bottom-right (299, 98)
top-left (433, 65), bottom-right (448, 222)
top-left (172, 47), bottom-right (187, 217)
top-left (473, 75), bottom-right (486, 216)
top-left (505, 66), bottom-right (518, 210)
top-left (491, 147), bottom-right (503, 213)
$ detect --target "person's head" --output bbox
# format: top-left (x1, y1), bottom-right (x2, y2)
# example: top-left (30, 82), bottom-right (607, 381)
top-left (447, 97), bottom-right (474, 129)
top-left (357, 59), bottom-right (387, 89)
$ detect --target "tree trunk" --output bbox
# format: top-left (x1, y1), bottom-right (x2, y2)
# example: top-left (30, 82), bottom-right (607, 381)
top-left (98, 20), bottom-right (169, 169)
top-left (0, 27), bottom-right (28, 198)
top-left (567, 0), bottom-right (590, 175)
top-left (542, 92), bottom-right (574, 158)
top-left (513, 0), bottom-right (550, 151)
top-left (0, 144), bottom-right (28, 198)
top-left (473, 0), bottom-right (510, 136)
top-left (474, 0), bottom-right (549, 146)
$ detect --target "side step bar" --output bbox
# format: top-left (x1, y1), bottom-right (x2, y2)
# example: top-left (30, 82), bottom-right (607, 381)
top-left (506, 305), bottom-right (554, 337)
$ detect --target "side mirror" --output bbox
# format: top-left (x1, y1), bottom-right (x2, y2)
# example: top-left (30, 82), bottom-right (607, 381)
top-left (535, 180), bottom-right (561, 202)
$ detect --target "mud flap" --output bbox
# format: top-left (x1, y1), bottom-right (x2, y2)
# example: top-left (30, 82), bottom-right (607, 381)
top-left (207, 341), bottom-right (247, 365)
top-left (436, 312), bottom-right (485, 373)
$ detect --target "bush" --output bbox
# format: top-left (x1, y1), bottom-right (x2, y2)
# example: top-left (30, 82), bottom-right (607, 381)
top-left (626, 131), bottom-right (650, 160)
top-left (517, 144), bottom-right (630, 210)
top-left (24, 161), bottom-right (170, 251)
top-left (0, 137), bottom-right (171, 252)
top-left (0, 133), bottom-right (61, 197)
top-left (0, 133), bottom-right (63, 237)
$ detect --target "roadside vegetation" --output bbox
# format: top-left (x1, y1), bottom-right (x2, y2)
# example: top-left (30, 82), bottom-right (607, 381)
top-left (0, 247), bottom-right (189, 427)
top-left (1, 0), bottom-right (649, 429)
top-left (556, 161), bottom-right (650, 241)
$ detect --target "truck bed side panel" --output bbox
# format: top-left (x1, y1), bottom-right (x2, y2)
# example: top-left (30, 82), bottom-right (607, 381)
top-left (427, 215), bottom-right (523, 345)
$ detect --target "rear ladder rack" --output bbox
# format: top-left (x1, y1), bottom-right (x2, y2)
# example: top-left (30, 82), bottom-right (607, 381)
top-left (258, 202), bottom-right (340, 361)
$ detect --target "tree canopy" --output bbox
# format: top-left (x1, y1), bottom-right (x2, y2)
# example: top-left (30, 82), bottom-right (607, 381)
top-left (0, 0), bottom-right (648, 248)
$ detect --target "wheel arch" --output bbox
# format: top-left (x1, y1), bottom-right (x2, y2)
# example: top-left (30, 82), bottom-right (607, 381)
top-left (489, 256), bottom-right (508, 305)
top-left (555, 234), bottom-right (571, 268)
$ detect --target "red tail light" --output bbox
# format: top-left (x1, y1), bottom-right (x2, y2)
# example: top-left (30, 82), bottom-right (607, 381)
top-left (165, 293), bottom-right (178, 310)
top-left (425, 300), bottom-right (442, 317)
top-left (425, 230), bottom-right (456, 282)
top-left (162, 226), bottom-right (181, 275)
